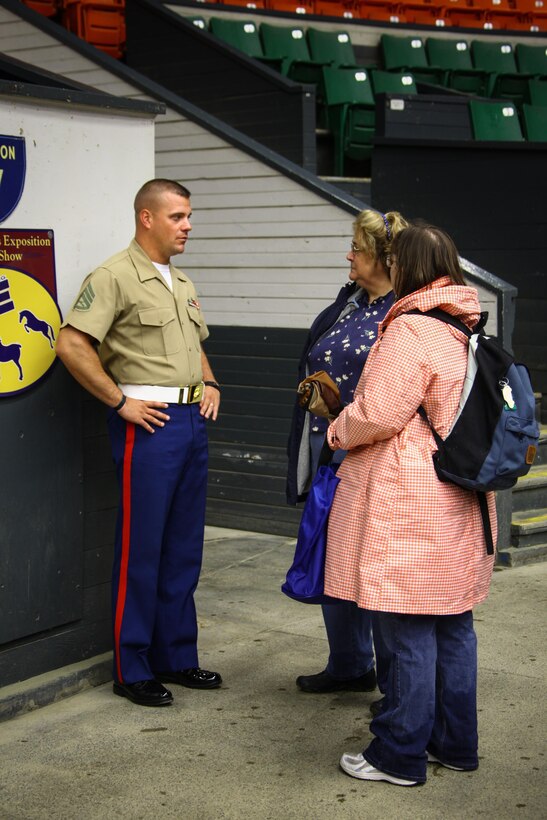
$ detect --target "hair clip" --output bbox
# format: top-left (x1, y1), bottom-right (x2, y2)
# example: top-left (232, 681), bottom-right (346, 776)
top-left (382, 214), bottom-right (392, 240)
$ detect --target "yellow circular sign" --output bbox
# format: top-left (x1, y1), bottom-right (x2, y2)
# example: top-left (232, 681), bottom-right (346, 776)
top-left (0, 268), bottom-right (61, 396)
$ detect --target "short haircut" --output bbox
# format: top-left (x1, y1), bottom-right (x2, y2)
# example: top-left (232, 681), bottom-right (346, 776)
top-left (390, 224), bottom-right (466, 299)
top-left (134, 179), bottom-right (191, 214)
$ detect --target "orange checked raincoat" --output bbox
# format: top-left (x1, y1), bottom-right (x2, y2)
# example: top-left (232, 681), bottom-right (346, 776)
top-left (324, 277), bottom-right (496, 614)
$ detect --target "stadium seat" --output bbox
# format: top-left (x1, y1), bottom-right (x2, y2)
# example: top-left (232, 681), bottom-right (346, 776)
top-left (397, 1), bottom-right (447, 28)
top-left (264, 0), bottom-right (315, 13)
top-left (322, 66), bottom-right (376, 174)
top-left (61, 0), bottom-right (125, 59)
top-left (259, 22), bottom-right (319, 78)
top-left (521, 102), bottom-right (547, 139)
top-left (471, 39), bottom-right (518, 74)
top-left (209, 17), bottom-right (264, 58)
top-left (516, 43), bottom-right (547, 76)
top-left (509, 0), bottom-right (547, 25)
top-left (380, 34), bottom-right (447, 86)
top-left (21, 0), bottom-right (59, 15)
top-left (223, 0), bottom-right (266, 7)
top-left (306, 28), bottom-right (357, 67)
top-left (472, 0), bottom-right (527, 26)
top-left (352, 0), bottom-right (405, 24)
top-left (381, 34), bottom-right (428, 71)
top-left (528, 77), bottom-right (547, 106)
top-left (314, 0), bottom-right (356, 18)
top-left (442, 4), bottom-right (490, 28)
top-left (471, 40), bottom-right (527, 98)
top-left (371, 69), bottom-right (417, 95)
top-left (426, 37), bottom-right (490, 95)
top-left (468, 99), bottom-right (524, 140)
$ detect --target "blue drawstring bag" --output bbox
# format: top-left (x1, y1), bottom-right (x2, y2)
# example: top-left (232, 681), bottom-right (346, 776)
top-left (282, 463), bottom-right (342, 604)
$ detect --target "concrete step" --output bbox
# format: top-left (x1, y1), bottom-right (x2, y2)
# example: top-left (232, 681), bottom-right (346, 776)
top-left (511, 508), bottom-right (547, 548)
top-left (496, 542), bottom-right (547, 567)
top-left (497, 508), bottom-right (547, 567)
top-left (511, 465), bottom-right (547, 513)
top-left (534, 424), bottom-right (547, 466)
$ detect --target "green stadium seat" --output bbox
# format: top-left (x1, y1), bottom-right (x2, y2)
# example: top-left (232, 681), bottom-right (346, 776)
top-left (259, 22), bottom-right (320, 79)
top-left (209, 17), bottom-right (264, 59)
top-left (322, 66), bottom-right (376, 174)
top-left (426, 37), bottom-right (490, 96)
top-left (380, 34), bottom-right (446, 86)
top-left (471, 40), bottom-right (518, 74)
top-left (521, 103), bottom-right (547, 140)
top-left (516, 43), bottom-right (547, 76)
top-left (528, 78), bottom-right (547, 106)
top-left (381, 34), bottom-right (428, 71)
top-left (472, 40), bottom-right (532, 102)
top-left (371, 69), bottom-right (418, 96)
top-left (306, 28), bottom-right (357, 67)
top-left (468, 99), bottom-right (524, 141)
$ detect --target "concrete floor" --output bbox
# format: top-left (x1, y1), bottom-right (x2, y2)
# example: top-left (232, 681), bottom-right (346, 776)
top-left (0, 526), bottom-right (545, 820)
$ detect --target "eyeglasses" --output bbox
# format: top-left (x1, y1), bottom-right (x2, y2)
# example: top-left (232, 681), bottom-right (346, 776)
top-left (349, 241), bottom-right (363, 253)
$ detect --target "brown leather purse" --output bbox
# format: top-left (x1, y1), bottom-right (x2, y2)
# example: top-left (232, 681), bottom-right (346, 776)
top-left (297, 371), bottom-right (343, 420)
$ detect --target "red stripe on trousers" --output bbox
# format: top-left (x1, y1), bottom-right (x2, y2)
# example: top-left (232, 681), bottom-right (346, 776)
top-left (113, 422), bottom-right (135, 683)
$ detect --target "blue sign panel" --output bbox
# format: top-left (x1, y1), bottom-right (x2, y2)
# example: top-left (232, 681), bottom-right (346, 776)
top-left (0, 136), bottom-right (26, 224)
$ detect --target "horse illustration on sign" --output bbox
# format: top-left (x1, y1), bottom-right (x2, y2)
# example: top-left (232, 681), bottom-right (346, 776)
top-left (0, 338), bottom-right (23, 381)
top-left (19, 309), bottom-right (56, 349)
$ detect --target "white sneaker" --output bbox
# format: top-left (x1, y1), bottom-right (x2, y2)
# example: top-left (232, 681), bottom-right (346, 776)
top-left (427, 752), bottom-right (465, 771)
top-left (340, 752), bottom-right (418, 786)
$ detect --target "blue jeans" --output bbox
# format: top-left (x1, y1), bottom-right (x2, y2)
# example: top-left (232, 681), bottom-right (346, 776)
top-left (364, 611), bottom-right (479, 783)
top-left (311, 432), bottom-right (379, 681)
top-left (323, 602), bottom-right (375, 679)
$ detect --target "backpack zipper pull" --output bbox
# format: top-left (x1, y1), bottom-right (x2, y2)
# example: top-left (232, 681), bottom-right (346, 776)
top-left (500, 379), bottom-right (516, 410)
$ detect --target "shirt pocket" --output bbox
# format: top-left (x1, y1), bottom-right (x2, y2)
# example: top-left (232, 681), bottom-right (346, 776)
top-left (186, 303), bottom-right (202, 328)
top-left (138, 307), bottom-right (181, 356)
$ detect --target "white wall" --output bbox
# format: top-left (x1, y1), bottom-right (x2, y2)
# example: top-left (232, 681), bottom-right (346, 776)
top-left (0, 94), bottom-right (155, 314)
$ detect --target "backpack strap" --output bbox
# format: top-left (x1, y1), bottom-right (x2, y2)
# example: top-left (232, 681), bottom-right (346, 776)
top-left (404, 307), bottom-right (488, 337)
top-left (412, 310), bottom-right (495, 557)
top-left (477, 492), bottom-right (495, 556)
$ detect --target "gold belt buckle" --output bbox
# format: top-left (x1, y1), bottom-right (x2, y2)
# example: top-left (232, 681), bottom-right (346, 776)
top-left (190, 383), bottom-right (202, 403)
top-left (178, 384), bottom-right (202, 404)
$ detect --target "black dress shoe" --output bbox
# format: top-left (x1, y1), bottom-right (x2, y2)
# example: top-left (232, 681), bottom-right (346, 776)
top-left (296, 668), bottom-right (377, 693)
top-left (154, 667), bottom-right (222, 689)
top-left (370, 697), bottom-right (385, 717)
top-left (113, 679), bottom-right (173, 706)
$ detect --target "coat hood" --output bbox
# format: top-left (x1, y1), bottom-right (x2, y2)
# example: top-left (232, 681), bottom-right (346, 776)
top-left (381, 276), bottom-right (482, 335)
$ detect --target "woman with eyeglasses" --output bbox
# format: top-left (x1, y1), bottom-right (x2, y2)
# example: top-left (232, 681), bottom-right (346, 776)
top-left (326, 224), bottom-right (496, 786)
top-left (286, 208), bottom-right (408, 700)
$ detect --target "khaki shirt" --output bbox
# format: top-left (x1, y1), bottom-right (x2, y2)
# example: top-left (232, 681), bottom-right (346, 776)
top-left (62, 239), bottom-right (209, 386)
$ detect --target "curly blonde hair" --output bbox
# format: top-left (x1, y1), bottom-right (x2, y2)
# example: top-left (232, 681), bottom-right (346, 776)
top-left (353, 210), bottom-right (408, 271)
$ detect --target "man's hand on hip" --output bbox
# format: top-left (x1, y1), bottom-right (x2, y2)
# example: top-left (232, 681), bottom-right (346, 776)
top-left (118, 398), bottom-right (171, 433)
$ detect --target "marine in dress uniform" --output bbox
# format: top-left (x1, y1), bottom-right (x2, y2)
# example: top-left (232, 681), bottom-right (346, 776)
top-left (56, 179), bottom-right (222, 707)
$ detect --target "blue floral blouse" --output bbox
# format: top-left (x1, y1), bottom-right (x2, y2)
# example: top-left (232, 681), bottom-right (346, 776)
top-left (307, 289), bottom-right (395, 433)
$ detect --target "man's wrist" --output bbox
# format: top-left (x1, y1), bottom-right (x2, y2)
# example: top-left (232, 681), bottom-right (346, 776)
top-left (203, 380), bottom-right (221, 392)
top-left (113, 394), bottom-right (127, 412)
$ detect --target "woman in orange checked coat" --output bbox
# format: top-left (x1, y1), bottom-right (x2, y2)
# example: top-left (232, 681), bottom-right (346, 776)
top-left (324, 224), bottom-right (496, 787)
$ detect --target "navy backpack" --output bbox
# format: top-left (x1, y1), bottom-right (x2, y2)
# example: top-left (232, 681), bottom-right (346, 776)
top-left (408, 309), bottom-right (539, 555)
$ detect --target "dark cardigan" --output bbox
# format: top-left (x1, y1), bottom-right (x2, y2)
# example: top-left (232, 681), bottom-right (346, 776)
top-left (285, 281), bottom-right (358, 505)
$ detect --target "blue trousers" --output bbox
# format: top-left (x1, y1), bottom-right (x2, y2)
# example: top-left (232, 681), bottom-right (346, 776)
top-left (310, 431), bottom-right (380, 680)
top-left (323, 602), bottom-right (375, 678)
top-left (107, 403), bottom-right (208, 684)
top-left (364, 611), bottom-right (479, 783)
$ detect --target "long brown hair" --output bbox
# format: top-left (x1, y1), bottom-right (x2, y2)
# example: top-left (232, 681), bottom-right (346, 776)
top-left (390, 225), bottom-right (466, 299)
